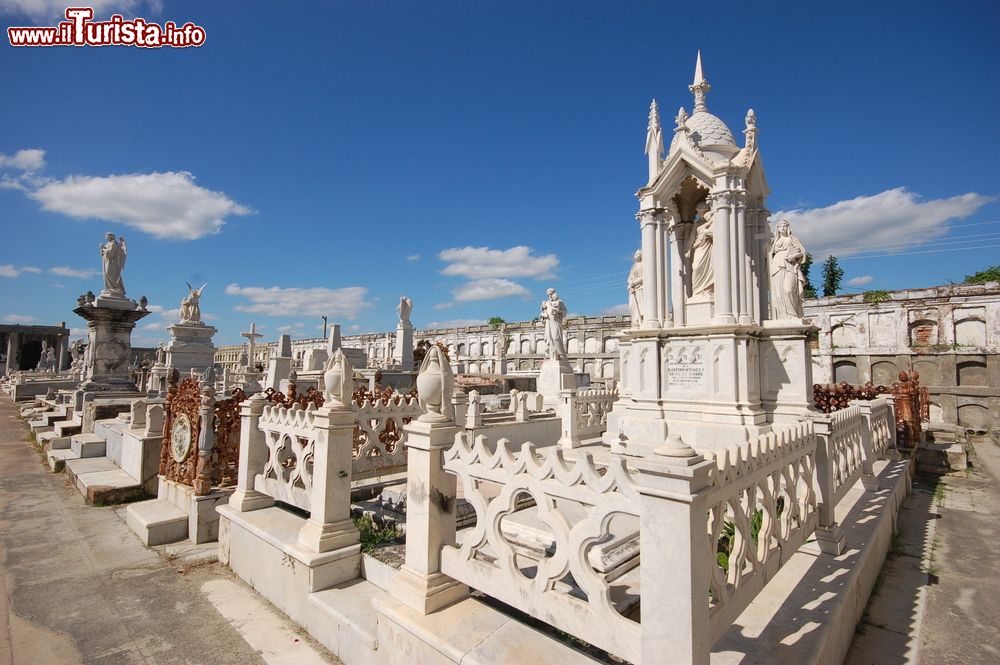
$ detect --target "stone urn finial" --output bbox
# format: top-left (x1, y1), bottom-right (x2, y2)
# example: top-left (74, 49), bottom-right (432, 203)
top-left (416, 344), bottom-right (454, 423)
top-left (323, 349), bottom-right (353, 408)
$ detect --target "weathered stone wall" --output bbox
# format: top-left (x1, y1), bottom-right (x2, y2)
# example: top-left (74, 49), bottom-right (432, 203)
top-left (804, 282), bottom-right (1000, 432)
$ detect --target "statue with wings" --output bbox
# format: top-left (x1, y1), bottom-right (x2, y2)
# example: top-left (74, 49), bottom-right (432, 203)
top-left (180, 282), bottom-right (207, 325)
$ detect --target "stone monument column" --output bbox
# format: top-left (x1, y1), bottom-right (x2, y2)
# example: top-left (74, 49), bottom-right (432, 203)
top-left (4, 332), bottom-right (19, 375)
top-left (392, 296), bottom-right (414, 371)
top-left (709, 191), bottom-right (734, 324)
top-left (637, 209), bottom-right (661, 329)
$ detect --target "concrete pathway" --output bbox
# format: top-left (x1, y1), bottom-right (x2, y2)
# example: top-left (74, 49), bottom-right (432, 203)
top-left (846, 436), bottom-right (1000, 664)
top-left (0, 396), bottom-right (339, 665)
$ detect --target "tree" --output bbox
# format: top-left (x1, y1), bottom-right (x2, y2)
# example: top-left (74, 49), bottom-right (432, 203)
top-left (801, 253), bottom-right (817, 299)
top-left (821, 255), bottom-right (844, 297)
top-left (964, 265), bottom-right (1000, 285)
top-left (487, 316), bottom-right (506, 328)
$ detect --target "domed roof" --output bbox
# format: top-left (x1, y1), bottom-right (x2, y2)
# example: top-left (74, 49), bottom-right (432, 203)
top-left (685, 110), bottom-right (736, 147)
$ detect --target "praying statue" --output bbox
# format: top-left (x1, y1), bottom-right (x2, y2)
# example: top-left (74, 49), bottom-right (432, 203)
top-left (627, 249), bottom-right (644, 325)
top-left (180, 282), bottom-right (207, 324)
top-left (540, 288), bottom-right (568, 360)
top-left (770, 219), bottom-right (807, 319)
top-left (688, 202), bottom-right (714, 300)
top-left (101, 232), bottom-right (127, 296)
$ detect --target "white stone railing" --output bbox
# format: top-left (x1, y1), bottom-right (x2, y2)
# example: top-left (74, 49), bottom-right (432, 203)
top-left (557, 386), bottom-right (619, 447)
top-left (440, 434), bottom-right (642, 663)
top-left (705, 423), bottom-right (818, 641)
top-left (256, 403), bottom-right (320, 512)
top-left (352, 395), bottom-right (422, 479)
top-left (823, 404), bottom-right (865, 507)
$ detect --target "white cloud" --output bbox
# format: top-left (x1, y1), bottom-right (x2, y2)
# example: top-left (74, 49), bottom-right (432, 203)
top-left (277, 322), bottom-right (306, 333)
top-left (3, 314), bottom-right (37, 323)
top-left (601, 303), bottom-right (630, 316)
top-left (0, 148), bottom-right (45, 171)
top-left (51, 282), bottom-right (66, 288)
top-left (424, 318), bottom-right (487, 329)
top-left (453, 278), bottom-right (531, 303)
top-left (226, 283), bottom-right (371, 319)
top-left (0, 1), bottom-right (151, 21)
top-left (775, 188), bottom-right (994, 258)
top-left (49, 265), bottom-right (99, 279)
top-left (348, 324), bottom-right (361, 332)
top-left (20, 266), bottom-right (41, 273)
top-left (846, 275), bottom-right (874, 287)
top-left (406, 254), bottom-right (421, 261)
top-left (439, 245), bottom-right (558, 280)
top-left (29, 171), bottom-right (252, 240)
top-left (0, 265), bottom-right (20, 278)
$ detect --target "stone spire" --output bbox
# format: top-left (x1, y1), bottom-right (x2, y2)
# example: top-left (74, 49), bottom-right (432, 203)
top-left (645, 99), bottom-right (664, 181)
top-left (688, 50), bottom-right (711, 113)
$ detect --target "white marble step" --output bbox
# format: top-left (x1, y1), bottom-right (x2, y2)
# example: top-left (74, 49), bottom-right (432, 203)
top-left (37, 431), bottom-right (70, 450)
top-left (126, 499), bottom-right (189, 546)
top-left (308, 578), bottom-right (384, 656)
top-left (71, 432), bottom-right (106, 458)
top-left (64, 456), bottom-right (143, 504)
top-left (46, 447), bottom-right (79, 472)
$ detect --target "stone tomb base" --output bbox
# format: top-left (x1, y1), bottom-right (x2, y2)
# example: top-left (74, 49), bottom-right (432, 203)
top-left (536, 357), bottom-right (577, 408)
top-left (125, 477), bottom-right (233, 545)
top-left (165, 322), bottom-right (217, 377)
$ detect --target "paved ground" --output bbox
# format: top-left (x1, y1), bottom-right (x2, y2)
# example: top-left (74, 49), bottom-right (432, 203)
top-left (0, 397), bottom-right (340, 665)
top-left (846, 436), bottom-right (1000, 664)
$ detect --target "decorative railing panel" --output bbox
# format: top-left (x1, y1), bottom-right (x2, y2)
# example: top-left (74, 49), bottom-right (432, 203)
top-left (255, 403), bottom-right (319, 512)
top-left (161, 377), bottom-right (202, 487)
top-left (705, 423), bottom-right (818, 641)
top-left (572, 387), bottom-right (618, 439)
top-left (441, 434), bottom-right (642, 664)
top-left (828, 404), bottom-right (865, 505)
top-left (867, 396), bottom-right (894, 460)
top-left (353, 395), bottom-right (421, 479)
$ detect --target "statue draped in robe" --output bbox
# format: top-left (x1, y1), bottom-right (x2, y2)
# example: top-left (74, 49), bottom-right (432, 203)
top-left (101, 233), bottom-right (126, 295)
top-left (540, 288), bottom-right (568, 360)
top-left (770, 220), bottom-right (806, 319)
top-left (627, 250), bottom-right (643, 325)
top-left (688, 203), bottom-right (714, 300)
top-left (180, 282), bottom-right (207, 324)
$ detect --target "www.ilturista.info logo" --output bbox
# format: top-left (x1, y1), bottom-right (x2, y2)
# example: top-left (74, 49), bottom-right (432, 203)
top-left (8, 7), bottom-right (206, 48)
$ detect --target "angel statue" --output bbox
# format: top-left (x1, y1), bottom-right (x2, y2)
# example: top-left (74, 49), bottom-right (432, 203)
top-left (180, 282), bottom-right (207, 325)
top-left (397, 296), bottom-right (412, 326)
top-left (100, 233), bottom-right (127, 296)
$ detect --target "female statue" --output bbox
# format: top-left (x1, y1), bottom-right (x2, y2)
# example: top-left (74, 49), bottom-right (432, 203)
top-left (540, 288), bottom-right (568, 359)
top-left (627, 250), bottom-right (643, 325)
top-left (101, 232), bottom-right (127, 295)
top-left (770, 219), bottom-right (807, 319)
top-left (688, 202), bottom-right (714, 300)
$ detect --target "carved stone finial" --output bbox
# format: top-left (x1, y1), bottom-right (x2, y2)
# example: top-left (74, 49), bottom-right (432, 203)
top-left (655, 433), bottom-right (698, 458)
top-left (688, 50), bottom-right (711, 113)
top-left (647, 99), bottom-right (661, 132)
top-left (323, 349), bottom-right (353, 408)
top-left (416, 344), bottom-right (455, 423)
top-left (745, 108), bottom-right (756, 129)
top-left (675, 106), bottom-right (689, 131)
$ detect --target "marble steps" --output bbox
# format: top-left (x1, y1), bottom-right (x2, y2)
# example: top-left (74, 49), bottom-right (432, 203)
top-left (308, 578), bottom-right (385, 660)
top-left (37, 430), bottom-right (70, 451)
top-left (70, 432), bottom-right (106, 458)
top-left (64, 456), bottom-right (145, 505)
top-left (28, 418), bottom-right (54, 434)
top-left (46, 447), bottom-right (78, 472)
top-left (125, 499), bottom-right (189, 546)
top-left (53, 417), bottom-right (82, 439)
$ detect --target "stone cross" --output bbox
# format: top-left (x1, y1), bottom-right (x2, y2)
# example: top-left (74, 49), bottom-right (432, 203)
top-left (241, 322), bottom-right (263, 367)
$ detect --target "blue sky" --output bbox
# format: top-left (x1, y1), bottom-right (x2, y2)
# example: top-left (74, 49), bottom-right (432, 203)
top-left (1, 0), bottom-right (998, 346)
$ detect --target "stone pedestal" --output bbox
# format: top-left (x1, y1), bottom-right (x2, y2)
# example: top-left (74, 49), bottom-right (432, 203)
top-left (393, 322), bottom-right (414, 371)
top-left (537, 357), bottom-right (577, 409)
top-left (165, 322), bottom-right (217, 377)
top-left (74, 299), bottom-right (150, 392)
top-left (760, 319), bottom-right (817, 424)
top-left (265, 334), bottom-right (293, 390)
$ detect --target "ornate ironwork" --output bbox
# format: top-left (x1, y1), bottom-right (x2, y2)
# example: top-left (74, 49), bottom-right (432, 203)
top-left (161, 375), bottom-right (201, 487)
top-left (210, 387), bottom-right (247, 487)
top-left (812, 369), bottom-right (929, 445)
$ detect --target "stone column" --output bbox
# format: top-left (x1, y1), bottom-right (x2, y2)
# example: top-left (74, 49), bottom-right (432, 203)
top-left (229, 393), bottom-right (274, 512)
top-left (632, 450), bottom-right (715, 665)
top-left (813, 417), bottom-right (845, 555)
top-left (194, 385), bottom-right (216, 496)
top-left (655, 214), bottom-right (668, 324)
top-left (710, 192), bottom-right (735, 324)
top-left (57, 332), bottom-right (68, 372)
top-left (557, 389), bottom-right (580, 448)
top-left (391, 418), bottom-right (469, 614)
top-left (638, 209), bottom-right (660, 329)
top-left (735, 193), bottom-right (750, 325)
top-left (669, 223), bottom-right (687, 327)
top-left (298, 404), bottom-right (361, 553)
top-left (856, 401), bottom-right (880, 491)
